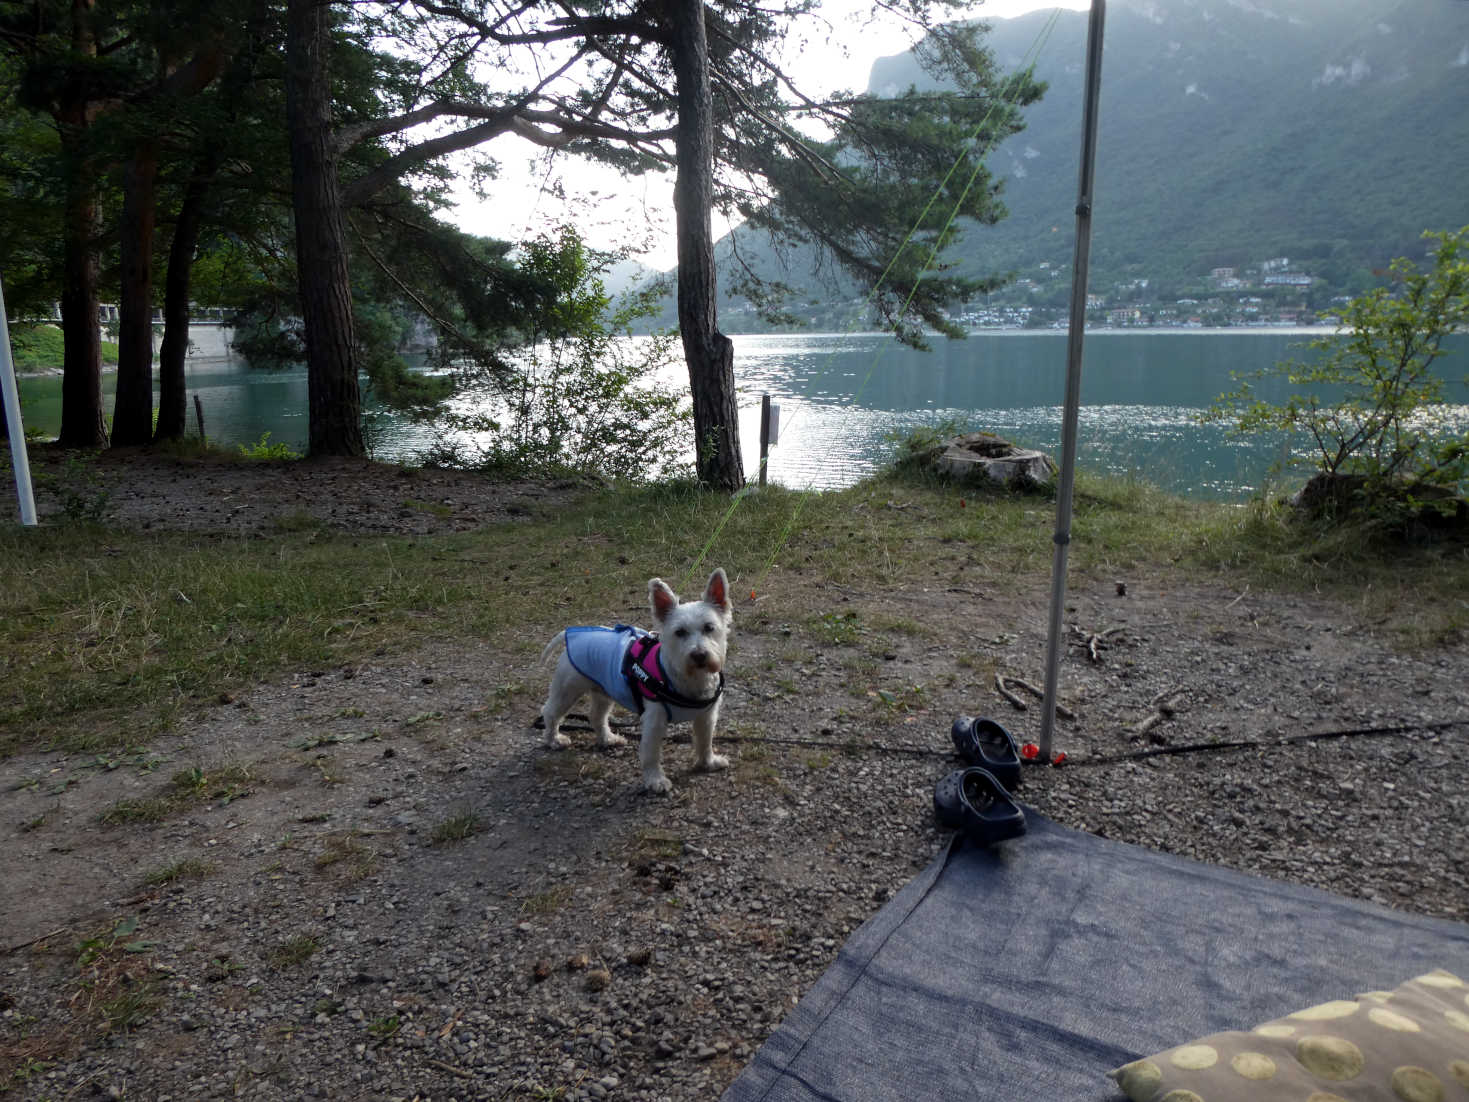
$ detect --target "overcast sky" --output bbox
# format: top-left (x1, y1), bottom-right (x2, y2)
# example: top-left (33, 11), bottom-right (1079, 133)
top-left (450, 0), bottom-right (1092, 267)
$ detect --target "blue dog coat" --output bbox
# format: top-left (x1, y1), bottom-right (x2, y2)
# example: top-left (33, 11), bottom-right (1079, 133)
top-left (563, 624), bottom-right (722, 720)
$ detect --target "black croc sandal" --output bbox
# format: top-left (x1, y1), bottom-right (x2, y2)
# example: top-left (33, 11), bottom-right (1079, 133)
top-left (932, 767), bottom-right (1026, 845)
top-left (950, 716), bottom-right (1022, 791)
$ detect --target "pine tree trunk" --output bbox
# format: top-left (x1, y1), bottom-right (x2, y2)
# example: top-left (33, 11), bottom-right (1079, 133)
top-left (156, 166), bottom-right (212, 442)
top-left (112, 142), bottom-right (159, 447)
top-left (55, 0), bottom-right (106, 449)
top-left (57, 154), bottom-right (105, 448)
top-left (669, 0), bottom-right (743, 492)
top-left (285, 0), bottom-right (363, 457)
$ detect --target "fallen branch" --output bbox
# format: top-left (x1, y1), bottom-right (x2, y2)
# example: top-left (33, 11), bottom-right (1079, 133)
top-left (1133, 710), bottom-right (1169, 741)
top-left (995, 673), bottom-right (1027, 711)
top-left (424, 1057), bottom-right (475, 1079)
top-left (3, 926), bottom-right (69, 955)
top-left (1070, 624), bottom-right (1122, 663)
top-left (1133, 689), bottom-right (1186, 742)
top-left (997, 674), bottom-right (1076, 720)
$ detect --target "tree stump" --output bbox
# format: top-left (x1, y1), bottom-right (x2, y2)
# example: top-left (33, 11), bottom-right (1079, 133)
top-left (931, 432), bottom-right (1057, 490)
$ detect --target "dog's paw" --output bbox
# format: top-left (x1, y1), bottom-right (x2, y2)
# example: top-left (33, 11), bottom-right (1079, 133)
top-left (695, 753), bottom-right (730, 773)
top-left (545, 732), bottom-right (572, 751)
top-left (596, 732), bottom-right (627, 749)
top-left (642, 771), bottom-right (673, 796)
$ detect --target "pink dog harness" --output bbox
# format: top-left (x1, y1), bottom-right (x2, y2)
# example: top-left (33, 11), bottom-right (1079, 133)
top-left (564, 625), bottom-right (723, 720)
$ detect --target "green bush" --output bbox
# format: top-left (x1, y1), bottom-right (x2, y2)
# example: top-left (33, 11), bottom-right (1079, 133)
top-left (1204, 226), bottom-right (1469, 527)
top-left (9, 324), bottom-right (121, 371)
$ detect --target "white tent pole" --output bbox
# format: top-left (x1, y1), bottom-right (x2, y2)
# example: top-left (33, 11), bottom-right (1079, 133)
top-left (1039, 0), bottom-right (1106, 760)
top-left (0, 274), bottom-right (39, 527)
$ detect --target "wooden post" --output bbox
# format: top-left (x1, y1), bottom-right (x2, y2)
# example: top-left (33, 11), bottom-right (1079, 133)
top-left (193, 393), bottom-right (206, 446)
top-left (758, 393), bottom-right (771, 487)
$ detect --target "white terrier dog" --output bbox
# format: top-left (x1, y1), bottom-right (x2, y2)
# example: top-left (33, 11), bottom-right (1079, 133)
top-left (540, 569), bottom-right (733, 795)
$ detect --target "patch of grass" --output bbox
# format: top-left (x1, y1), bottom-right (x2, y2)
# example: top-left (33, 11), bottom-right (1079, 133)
top-left (71, 916), bottom-right (162, 1037)
top-left (4, 464), bottom-right (1467, 762)
top-left (141, 857), bottom-right (216, 887)
top-left (811, 610), bottom-right (861, 645)
top-left (402, 498), bottom-right (453, 518)
top-left (629, 827), bottom-right (685, 860)
top-left (534, 753), bottom-right (607, 782)
top-left (272, 509), bottom-right (321, 533)
top-left (99, 764), bottom-right (254, 826)
top-left (266, 934), bottom-right (321, 969)
top-left (521, 885), bottom-right (572, 916)
top-left (430, 808), bottom-right (483, 845)
top-left (314, 831), bottom-right (377, 881)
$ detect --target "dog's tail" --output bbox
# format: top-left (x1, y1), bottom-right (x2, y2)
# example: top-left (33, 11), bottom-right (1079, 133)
top-left (540, 630), bottom-right (568, 664)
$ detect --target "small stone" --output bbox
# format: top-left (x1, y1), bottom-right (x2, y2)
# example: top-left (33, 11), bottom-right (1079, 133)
top-left (532, 959), bottom-right (553, 983)
top-left (625, 948), bottom-right (652, 967)
top-left (694, 1045), bottom-right (718, 1061)
top-left (566, 953), bottom-right (590, 971)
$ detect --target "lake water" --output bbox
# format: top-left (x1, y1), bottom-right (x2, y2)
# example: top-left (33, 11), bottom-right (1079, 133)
top-left (15, 329), bottom-right (1469, 500)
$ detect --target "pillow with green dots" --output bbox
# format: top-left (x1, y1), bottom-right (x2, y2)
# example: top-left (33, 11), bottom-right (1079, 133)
top-left (1108, 969), bottom-right (1469, 1102)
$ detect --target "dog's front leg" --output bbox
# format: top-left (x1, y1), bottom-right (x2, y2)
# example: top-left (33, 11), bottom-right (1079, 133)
top-left (639, 711), bottom-right (673, 795)
top-left (691, 705), bottom-right (728, 773)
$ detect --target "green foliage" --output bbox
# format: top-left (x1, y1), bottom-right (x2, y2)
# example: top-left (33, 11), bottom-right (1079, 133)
top-left (426, 228), bottom-right (691, 483)
top-left (33, 451), bottom-right (113, 522)
top-left (1204, 227), bottom-right (1469, 524)
top-left (8, 324), bottom-right (118, 370)
top-left (238, 432), bottom-right (301, 461)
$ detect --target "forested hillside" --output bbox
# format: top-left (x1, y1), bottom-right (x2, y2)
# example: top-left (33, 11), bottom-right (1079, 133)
top-left (869, 0), bottom-right (1469, 292)
top-left (654, 0), bottom-right (1469, 329)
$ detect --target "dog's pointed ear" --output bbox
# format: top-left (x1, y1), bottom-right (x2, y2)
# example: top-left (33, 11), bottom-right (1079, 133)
top-left (703, 568), bottom-right (732, 619)
top-left (649, 578), bottom-right (679, 624)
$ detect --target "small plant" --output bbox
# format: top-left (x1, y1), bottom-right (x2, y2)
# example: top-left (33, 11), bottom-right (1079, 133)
top-left (267, 934), bottom-right (321, 969)
top-left (314, 832), bottom-right (376, 880)
top-left (141, 857), bottom-right (215, 886)
top-left (367, 1014), bottom-right (401, 1041)
top-left (521, 886), bottom-right (572, 916)
top-left (238, 432), bottom-right (301, 461)
top-left (430, 808), bottom-right (482, 844)
top-left (38, 452), bottom-right (113, 522)
top-left (102, 764), bottom-right (255, 825)
top-left (814, 610), bottom-right (862, 645)
top-left (72, 916), bottom-right (162, 1036)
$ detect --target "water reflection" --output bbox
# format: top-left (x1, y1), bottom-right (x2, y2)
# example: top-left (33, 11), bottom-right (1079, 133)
top-left (15, 330), bottom-right (1468, 501)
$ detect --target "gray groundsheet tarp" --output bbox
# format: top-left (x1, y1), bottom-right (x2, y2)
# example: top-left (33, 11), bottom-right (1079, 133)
top-left (723, 811), bottom-right (1469, 1102)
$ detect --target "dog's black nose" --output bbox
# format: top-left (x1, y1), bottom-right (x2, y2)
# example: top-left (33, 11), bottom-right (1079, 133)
top-left (691, 650), bottom-right (708, 667)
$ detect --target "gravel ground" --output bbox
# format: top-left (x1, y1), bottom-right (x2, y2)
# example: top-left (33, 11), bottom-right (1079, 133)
top-left (2, 453), bottom-right (1466, 1100)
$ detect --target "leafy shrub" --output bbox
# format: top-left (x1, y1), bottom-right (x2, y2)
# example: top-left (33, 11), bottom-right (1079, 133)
top-left (1204, 226), bottom-right (1469, 528)
top-left (425, 228), bottom-right (691, 482)
top-left (238, 432), bottom-right (301, 461)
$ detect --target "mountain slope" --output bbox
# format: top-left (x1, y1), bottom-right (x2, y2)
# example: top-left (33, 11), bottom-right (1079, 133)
top-left (866, 0), bottom-right (1469, 289)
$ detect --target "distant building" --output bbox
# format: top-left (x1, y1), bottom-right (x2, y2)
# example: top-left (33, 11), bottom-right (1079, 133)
top-left (1263, 273), bottom-right (1313, 287)
top-left (1260, 257), bottom-right (1291, 273)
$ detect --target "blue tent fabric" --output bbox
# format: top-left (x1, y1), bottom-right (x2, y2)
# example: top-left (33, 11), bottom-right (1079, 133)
top-left (722, 811), bottom-right (1469, 1102)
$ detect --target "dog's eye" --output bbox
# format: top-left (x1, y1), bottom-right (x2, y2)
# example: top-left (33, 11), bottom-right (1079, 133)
top-left (674, 627), bottom-right (689, 638)
top-left (702, 623), bottom-right (716, 634)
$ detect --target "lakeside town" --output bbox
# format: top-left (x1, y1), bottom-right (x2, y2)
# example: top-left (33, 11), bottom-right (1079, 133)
top-left (720, 254), bottom-right (1358, 333)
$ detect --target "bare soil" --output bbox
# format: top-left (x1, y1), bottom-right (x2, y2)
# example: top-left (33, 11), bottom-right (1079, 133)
top-left (2, 452), bottom-right (1466, 1101)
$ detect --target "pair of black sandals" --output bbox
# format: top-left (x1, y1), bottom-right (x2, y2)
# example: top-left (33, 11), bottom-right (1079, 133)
top-left (933, 716), bottom-right (1026, 846)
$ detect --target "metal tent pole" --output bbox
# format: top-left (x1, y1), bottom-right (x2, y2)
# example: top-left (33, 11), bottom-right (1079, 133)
top-left (0, 274), bottom-right (38, 527)
top-left (1038, 0), bottom-right (1106, 760)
